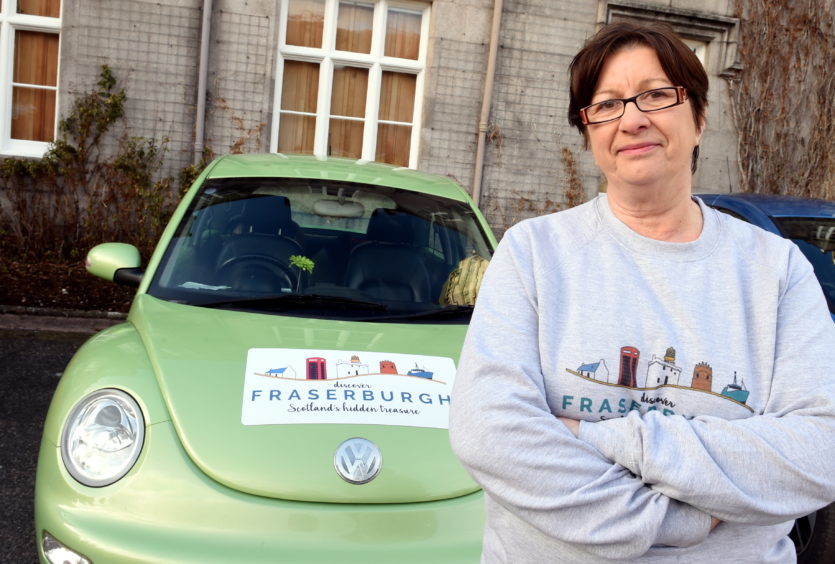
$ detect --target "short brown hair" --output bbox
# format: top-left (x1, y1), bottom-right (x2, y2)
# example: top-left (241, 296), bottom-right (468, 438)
top-left (567, 21), bottom-right (708, 171)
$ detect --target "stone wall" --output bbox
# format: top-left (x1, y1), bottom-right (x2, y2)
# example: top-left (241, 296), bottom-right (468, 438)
top-left (57, 0), bottom-right (740, 235)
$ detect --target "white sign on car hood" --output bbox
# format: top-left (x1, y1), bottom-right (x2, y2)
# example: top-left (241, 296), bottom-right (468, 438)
top-left (242, 349), bottom-right (457, 428)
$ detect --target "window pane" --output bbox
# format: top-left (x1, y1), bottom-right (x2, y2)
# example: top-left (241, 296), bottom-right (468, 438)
top-left (376, 123), bottom-right (410, 167)
top-left (379, 71), bottom-right (415, 122)
top-left (14, 31), bottom-right (59, 86)
top-left (12, 87), bottom-right (56, 141)
top-left (328, 119), bottom-right (363, 158)
top-left (286, 0), bottom-right (325, 48)
top-left (330, 66), bottom-right (367, 118)
top-left (336, 2), bottom-right (373, 54)
top-left (18, 0), bottom-right (61, 17)
top-left (385, 8), bottom-right (421, 60)
top-left (278, 114), bottom-right (317, 153)
top-left (281, 60), bottom-right (319, 112)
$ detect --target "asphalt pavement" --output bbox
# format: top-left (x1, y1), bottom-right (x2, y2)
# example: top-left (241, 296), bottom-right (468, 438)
top-left (0, 312), bottom-right (122, 564)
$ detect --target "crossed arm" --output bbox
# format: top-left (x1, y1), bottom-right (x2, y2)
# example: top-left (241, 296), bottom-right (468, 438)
top-left (450, 233), bottom-right (835, 559)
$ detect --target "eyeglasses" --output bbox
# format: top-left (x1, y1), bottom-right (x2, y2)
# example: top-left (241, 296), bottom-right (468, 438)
top-left (580, 86), bottom-right (688, 125)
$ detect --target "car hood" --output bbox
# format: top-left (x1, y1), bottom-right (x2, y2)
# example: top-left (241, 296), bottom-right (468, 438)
top-left (129, 294), bottom-right (479, 503)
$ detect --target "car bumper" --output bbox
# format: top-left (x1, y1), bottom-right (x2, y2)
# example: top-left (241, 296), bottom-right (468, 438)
top-left (35, 421), bottom-right (484, 563)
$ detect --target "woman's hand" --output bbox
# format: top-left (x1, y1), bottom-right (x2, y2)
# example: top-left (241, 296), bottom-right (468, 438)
top-left (557, 416), bottom-right (581, 437)
top-left (557, 416), bottom-right (723, 532)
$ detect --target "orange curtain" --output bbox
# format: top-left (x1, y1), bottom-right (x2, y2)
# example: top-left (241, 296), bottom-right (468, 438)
top-left (278, 60), bottom-right (319, 154)
top-left (278, 114), bottom-right (317, 153)
top-left (12, 30), bottom-right (59, 142)
top-left (376, 72), bottom-right (415, 166)
top-left (379, 71), bottom-right (414, 122)
top-left (336, 2), bottom-right (373, 54)
top-left (331, 66), bottom-right (367, 118)
top-left (17, 0), bottom-right (61, 17)
top-left (328, 66), bottom-right (367, 158)
top-left (385, 8), bottom-right (420, 60)
top-left (281, 60), bottom-right (319, 113)
top-left (286, 0), bottom-right (325, 48)
top-left (328, 120), bottom-right (363, 158)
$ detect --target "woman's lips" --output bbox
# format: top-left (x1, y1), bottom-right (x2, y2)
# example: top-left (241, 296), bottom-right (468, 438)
top-left (617, 142), bottom-right (659, 155)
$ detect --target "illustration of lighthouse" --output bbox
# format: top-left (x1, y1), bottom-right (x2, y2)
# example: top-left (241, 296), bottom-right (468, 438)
top-left (644, 347), bottom-right (681, 387)
top-left (336, 354), bottom-right (369, 378)
top-left (618, 346), bottom-right (640, 387)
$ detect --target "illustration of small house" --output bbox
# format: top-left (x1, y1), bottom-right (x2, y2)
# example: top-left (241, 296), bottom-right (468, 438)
top-left (644, 347), bottom-right (681, 387)
top-left (336, 354), bottom-right (370, 378)
top-left (577, 359), bottom-right (610, 382)
top-left (265, 366), bottom-right (298, 379)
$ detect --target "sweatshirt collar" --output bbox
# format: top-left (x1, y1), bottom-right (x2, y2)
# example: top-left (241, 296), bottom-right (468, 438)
top-left (594, 193), bottom-right (721, 261)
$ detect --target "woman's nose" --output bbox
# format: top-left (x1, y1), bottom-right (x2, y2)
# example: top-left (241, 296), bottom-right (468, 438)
top-left (619, 100), bottom-right (651, 132)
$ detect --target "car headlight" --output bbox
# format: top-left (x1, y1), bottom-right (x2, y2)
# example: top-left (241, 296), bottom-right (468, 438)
top-left (61, 389), bottom-right (145, 487)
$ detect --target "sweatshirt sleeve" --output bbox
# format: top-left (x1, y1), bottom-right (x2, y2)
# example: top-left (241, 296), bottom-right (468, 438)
top-left (578, 249), bottom-right (835, 524)
top-left (449, 226), bottom-right (712, 559)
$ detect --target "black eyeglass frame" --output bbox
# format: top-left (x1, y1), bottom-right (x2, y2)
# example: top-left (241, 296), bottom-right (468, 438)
top-left (579, 86), bottom-right (688, 125)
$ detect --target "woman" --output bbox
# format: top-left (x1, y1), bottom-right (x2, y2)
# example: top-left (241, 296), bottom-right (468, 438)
top-left (449, 21), bottom-right (835, 563)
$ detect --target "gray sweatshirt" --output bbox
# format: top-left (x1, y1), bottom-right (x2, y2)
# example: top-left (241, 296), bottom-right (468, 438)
top-left (449, 195), bottom-right (835, 563)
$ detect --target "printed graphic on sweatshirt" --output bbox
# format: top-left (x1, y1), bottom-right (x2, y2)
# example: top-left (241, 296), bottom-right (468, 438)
top-left (242, 349), bottom-right (456, 428)
top-left (564, 345), bottom-right (754, 419)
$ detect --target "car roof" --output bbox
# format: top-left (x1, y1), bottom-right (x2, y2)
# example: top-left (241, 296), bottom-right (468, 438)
top-left (201, 153), bottom-right (472, 203)
top-left (698, 192), bottom-right (835, 219)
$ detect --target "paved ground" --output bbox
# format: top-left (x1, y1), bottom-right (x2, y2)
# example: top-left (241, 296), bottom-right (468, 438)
top-left (0, 312), bottom-right (122, 563)
top-left (0, 311), bottom-right (125, 334)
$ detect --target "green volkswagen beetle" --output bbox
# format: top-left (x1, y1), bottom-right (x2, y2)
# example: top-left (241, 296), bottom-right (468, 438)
top-left (35, 154), bottom-right (496, 563)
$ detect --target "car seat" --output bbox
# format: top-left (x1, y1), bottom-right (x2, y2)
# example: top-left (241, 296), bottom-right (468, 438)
top-left (344, 208), bottom-right (433, 303)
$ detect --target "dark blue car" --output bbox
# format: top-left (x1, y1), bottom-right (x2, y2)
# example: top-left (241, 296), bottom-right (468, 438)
top-left (700, 193), bottom-right (835, 322)
top-left (700, 192), bottom-right (835, 563)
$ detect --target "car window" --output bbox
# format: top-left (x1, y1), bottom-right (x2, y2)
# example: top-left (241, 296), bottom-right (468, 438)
top-left (147, 177), bottom-right (493, 320)
top-left (772, 217), bottom-right (835, 314)
top-left (713, 206), bottom-right (748, 223)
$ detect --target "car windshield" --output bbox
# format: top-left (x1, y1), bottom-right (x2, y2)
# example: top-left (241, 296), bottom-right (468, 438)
top-left (773, 217), bottom-right (835, 314)
top-left (147, 177), bottom-right (493, 321)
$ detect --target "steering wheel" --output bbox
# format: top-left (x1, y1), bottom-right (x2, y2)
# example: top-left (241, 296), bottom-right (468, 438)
top-left (217, 255), bottom-right (296, 293)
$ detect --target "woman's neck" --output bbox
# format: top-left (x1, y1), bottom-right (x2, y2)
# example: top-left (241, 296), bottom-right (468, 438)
top-left (605, 184), bottom-right (703, 242)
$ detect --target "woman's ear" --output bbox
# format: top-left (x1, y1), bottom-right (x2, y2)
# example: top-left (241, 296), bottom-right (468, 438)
top-left (695, 117), bottom-right (706, 145)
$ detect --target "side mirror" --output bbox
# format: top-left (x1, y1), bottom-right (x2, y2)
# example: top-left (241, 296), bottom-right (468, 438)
top-left (85, 243), bottom-right (144, 287)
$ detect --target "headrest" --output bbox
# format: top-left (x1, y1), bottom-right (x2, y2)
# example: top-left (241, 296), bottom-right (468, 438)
top-left (366, 208), bottom-right (416, 245)
top-left (241, 195), bottom-right (292, 234)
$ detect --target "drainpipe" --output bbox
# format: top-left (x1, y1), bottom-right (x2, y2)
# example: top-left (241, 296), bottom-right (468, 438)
top-left (194, 0), bottom-right (213, 164)
top-left (471, 0), bottom-right (503, 206)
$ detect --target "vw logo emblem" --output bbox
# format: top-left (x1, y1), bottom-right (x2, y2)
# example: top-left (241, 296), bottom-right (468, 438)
top-left (334, 438), bottom-right (382, 484)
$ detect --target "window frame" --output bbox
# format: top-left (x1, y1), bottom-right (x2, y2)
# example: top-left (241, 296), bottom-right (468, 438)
top-left (0, 0), bottom-right (62, 158)
top-left (601, 0), bottom-right (740, 77)
top-left (270, 0), bottom-right (429, 168)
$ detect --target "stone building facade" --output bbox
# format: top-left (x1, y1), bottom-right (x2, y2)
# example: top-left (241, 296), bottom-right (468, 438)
top-left (4, 0), bottom-right (740, 234)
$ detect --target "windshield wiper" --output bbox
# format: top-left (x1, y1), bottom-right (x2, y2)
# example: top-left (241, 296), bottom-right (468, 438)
top-left (369, 305), bottom-right (473, 322)
top-left (198, 293), bottom-right (389, 311)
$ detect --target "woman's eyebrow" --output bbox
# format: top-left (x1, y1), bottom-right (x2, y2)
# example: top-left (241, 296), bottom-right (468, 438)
top-left (593, 78), bottom-right (672, 99)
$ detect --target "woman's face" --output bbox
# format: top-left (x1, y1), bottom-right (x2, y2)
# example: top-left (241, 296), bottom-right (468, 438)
top-left (586, 45), bottom-right (703, 192)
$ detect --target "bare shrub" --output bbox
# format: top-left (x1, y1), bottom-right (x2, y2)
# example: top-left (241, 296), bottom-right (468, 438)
top-left (728, 0), bottom-right (834, 200)
top-left (0, 66), bottom-right (197, 261)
